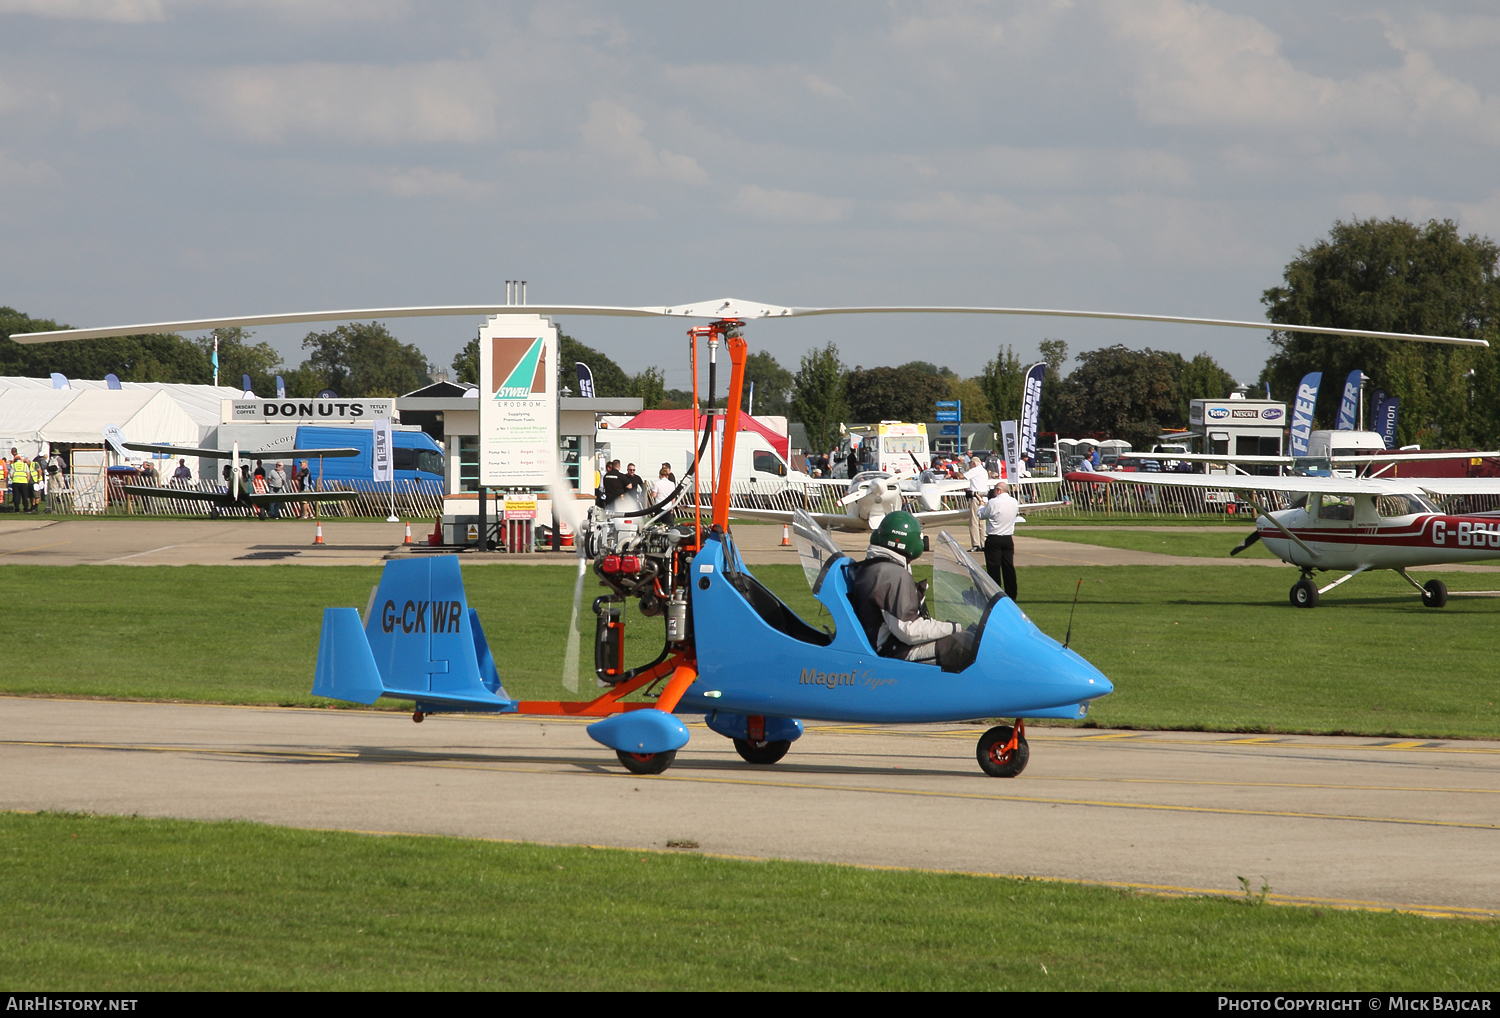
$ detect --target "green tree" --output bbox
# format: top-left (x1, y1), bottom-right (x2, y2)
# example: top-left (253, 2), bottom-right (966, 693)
top-left (1260, 217), bottom-right (1500, 447)
top-left (1036, 338), bottom-right (1069, 435)
top-left (980, 344), bottom-right (1025, 426)
top-left (947, 376), bottom-right (992, 423)
top-left (630, 366), bottom-right (666, 409)
top-left (194, 327), bottom-right (284, 394)
top-left (1, 307), bottom-right (212, 383)
top-left (296, 322), bottom-right (430, 397)
top-left (845, 365), bottom-right (951, 423)
top-left (558, 334), bottom-right (632, 397)
top-left (1177, 353), bottom-right (1238, 423)
top-left (451, 335), bottom-right (480, 386)
top-left (1054, 346), bottom-right (1186, 449)
top-left (743, 351), bottom-right (794, 416)
top-left (792, 343), bottom-right (849, 452)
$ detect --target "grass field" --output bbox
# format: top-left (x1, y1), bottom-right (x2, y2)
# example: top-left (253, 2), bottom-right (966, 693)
top-left (3, 562), bottom-right (1498, 738)
top-left (3, 812), bottom-right (1492, 991)
top-left (1027, 528), bottom-right (1278, 559)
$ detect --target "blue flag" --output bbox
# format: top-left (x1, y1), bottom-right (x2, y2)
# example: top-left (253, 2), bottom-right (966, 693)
top-left (1373, 390), bottom-right (1400, 449)
top-left (575, 362), bottom-right (595, 399)
top-left (1336, 369), bottom-right (1362, 432)
top-left (105, 373), bottom-right (121, 390)
top-left (276, 375), bottom-right (286, 398)
top-left (1289, 372), bottom-right (1322, 457)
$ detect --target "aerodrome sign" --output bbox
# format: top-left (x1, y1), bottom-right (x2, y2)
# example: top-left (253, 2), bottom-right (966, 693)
top-left (478, 313), bottom-right (558, 487)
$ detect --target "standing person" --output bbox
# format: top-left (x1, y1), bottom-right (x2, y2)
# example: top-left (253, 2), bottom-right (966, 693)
top-left (845, 446), bottom-right (861, 480)
top-left (651, 465), bottom-right (676, 515)
top-left (172, 459), bottom-right (192, 484)
top-left (598, 460), bottom-right (625, 510)
top-left (10, 449), bottom-right (32, 514)
top-left (0, 453), bottom-right (9, 513)
top-left (293, 460), bottom-right (312, 518)
top-left (963, 454), bottom-right (989, 551)
top-left (621, 463), bottom-right (646, 511)
top-left (46, 451), bottom-right (65, 511)
top-left (978, 480), bottom-right (1020, 601)
top-left (266, 461), bottom-right (288, 520)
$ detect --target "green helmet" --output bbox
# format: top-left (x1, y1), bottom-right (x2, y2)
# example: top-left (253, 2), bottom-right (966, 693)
top-left (872, 510), bottom-right (924, 561)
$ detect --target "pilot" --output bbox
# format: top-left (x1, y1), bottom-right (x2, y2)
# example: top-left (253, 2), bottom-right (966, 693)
top-left (847, 511), bottom-right (975, 672)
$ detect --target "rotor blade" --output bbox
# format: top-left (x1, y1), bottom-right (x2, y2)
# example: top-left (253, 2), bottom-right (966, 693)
top-left (787, 306), bottom-right (1489, 348)
top-left (13, 298), bottom-right (1487, 346)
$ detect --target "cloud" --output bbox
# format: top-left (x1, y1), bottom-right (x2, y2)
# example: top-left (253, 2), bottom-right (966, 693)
top-left (578, 100), bottom-right (706, 185)
top-left (194, 61), bottom-right (497, 145)
top-left (0, 148), bottom-right (59, 186)
top-left (1378, 12), bottom-right (1500, 52)
top-left (0, 0), bottom-right (164, 21)
top-left (368, 166), bottom-right (493, 198)
top-left (730, 185), bottom-right (848, 224)
top-left (1107, 0), bottom-right (1500, 146)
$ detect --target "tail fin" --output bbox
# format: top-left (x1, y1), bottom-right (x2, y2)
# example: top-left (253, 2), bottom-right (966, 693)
top-left (312, 556), bottom-right (512, 709)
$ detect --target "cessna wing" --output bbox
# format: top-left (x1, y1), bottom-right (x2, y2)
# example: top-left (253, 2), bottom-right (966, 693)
top-left (1411, 478), bottom-right (1500, 497)
top-left (124, 442), bottom-right (360, 459)
top-left (1065, 471), bottom-right (1403, 495)
top-left (730, 506), bottom-right (857, 530)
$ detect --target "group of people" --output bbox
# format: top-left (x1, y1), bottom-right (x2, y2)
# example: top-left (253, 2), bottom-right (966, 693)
top-left (218, 458), bottom-right (316, 518)
top-left (2, 447), bottom-right (61, 514)
top-left (597, 460), bottom-right (678, 514)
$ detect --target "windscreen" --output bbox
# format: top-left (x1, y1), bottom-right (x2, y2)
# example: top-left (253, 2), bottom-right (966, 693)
top-left (931, 531), bottom-right (1002, 628)
top-left (882, 436), bottom-right (925, 455)
top-left (792, 508), bottom-right (846, 589)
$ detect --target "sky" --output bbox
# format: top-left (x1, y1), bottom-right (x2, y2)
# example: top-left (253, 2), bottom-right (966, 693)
top-left (4, 0), bottom-right (1500, 393)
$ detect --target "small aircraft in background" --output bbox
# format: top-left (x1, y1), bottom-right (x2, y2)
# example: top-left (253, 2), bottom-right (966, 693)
top-left (121, 440), bottom-right (363, 515)
top-left (736, 469), bottom-right (1066, 534)
top-left (1066, 468), bottom-right (1500, 608)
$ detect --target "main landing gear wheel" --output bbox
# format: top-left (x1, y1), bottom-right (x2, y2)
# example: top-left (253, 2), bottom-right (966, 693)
top-left (616, 749), bottom-right (677, 775)
top-left (977, 725), bottom-right (1029, 778)
top-left (733, 738), bottom-right (791, 765)
top-left (1422, 579), bottom-right (1449, 608)
top-left (1290, 577), bottom-right (1319, 608)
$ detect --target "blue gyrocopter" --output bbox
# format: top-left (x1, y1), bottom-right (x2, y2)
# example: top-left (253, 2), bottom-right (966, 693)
top-left (311, 322), bottom-right (1113, 776)
top-left (25, 298), bottom-right (1475, 775)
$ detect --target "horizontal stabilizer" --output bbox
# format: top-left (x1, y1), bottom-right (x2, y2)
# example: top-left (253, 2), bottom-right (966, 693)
top-left (313, 608), bottom-right (385, 705)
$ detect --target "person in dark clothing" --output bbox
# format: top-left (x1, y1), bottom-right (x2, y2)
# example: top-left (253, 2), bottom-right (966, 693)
top-left (598, 460), bottom-right (627, 509)
top-left (846, 448), bottom-right (861, 479)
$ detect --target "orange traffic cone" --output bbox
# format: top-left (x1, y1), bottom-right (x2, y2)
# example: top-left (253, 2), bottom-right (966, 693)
top-left (403, 520), bottom-right (413, 545)
top-left (780, 524), bottom-right (792, 547)
top-left (313, 522), bottom-right (325, 545)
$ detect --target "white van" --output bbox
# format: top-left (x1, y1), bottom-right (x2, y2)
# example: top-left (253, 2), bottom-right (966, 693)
top-left (595, 424), bottom-right (809, 501)
top-left (1306, 430), bottom-right (1387, 478)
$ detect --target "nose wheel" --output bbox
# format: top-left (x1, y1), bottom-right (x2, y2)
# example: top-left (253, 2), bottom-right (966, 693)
top-left (617, 749), bottom-right (677, 775)
top-left (977, 722), bottom-right (1029, 778)
top-left (1290, 577), bottom-right (1319, 608)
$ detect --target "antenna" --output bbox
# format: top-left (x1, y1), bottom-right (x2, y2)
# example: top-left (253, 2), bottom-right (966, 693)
top-left (1062, 577), bottom-right (1083, 649)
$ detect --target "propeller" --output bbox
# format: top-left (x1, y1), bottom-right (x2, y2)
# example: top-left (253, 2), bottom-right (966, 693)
top-left (230, 441), bottom-right (240, 500)
top-left (550, 464), bottom-right (589, 694)
top-left (1229, 530), bottom-right (1261, 557)
top-left (838, 480), bottom-right (873, 506)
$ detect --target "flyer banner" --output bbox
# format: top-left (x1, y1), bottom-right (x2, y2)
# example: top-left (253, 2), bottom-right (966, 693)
top-left (1000, 420), bottom-right (1020, 485)
top-left (1289, 372), bottom-right (1322, 457)
top-left (1336, 369), bottom-right (1362, 432)
top-left (1019, 363), bottom-right (1045, 458)
top-left (479, 314), bottom-right (559, 487)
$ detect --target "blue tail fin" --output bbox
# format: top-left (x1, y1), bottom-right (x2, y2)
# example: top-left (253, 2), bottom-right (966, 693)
top-left (312, 556), bottom-right (513, 710)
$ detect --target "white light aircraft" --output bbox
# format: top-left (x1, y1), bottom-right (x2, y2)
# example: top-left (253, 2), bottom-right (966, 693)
top-left (1067, 468), bottom-right (1500, 608)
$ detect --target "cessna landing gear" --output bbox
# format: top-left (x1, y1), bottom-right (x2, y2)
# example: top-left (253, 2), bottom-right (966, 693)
top-left (617, 749), bottom-right (677, 775)
top-left (1290, 576), bottom-right (1319, 608)
top-left (1422, 579), bottom-right (1449, 608)
top-left (977, 722), bottom-right (1029, 778)
top-left (733, 738), bottom-right (791, 764)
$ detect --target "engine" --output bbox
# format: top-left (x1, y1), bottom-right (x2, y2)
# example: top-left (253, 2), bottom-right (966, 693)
top-left (583, 507), bottom-right (694, 682)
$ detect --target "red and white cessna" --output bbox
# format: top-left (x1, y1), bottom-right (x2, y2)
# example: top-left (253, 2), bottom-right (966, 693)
top-left (1064, 471), bottom-right (1500, 608)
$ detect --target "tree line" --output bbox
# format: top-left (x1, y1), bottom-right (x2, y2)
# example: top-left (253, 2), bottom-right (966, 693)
top-left (0, 313), bottom-right (433, 398)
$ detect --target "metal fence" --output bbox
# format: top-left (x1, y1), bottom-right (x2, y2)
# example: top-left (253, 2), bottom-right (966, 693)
top-left (29, 476), bottom-right (447, 519)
